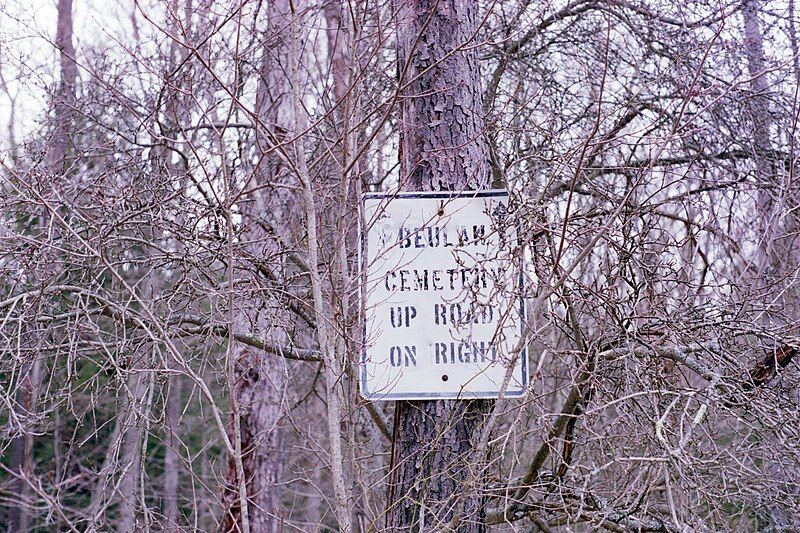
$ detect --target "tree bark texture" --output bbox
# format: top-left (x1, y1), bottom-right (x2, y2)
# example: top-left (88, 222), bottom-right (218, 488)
top-left (387, 1), bottom-right (493, 531)
top-left (394, 0), bottom-right (490, 193)
top-left (387, 401), bottom-right (492, 532)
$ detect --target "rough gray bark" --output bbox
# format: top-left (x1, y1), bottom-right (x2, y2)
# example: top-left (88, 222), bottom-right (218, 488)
top-left (394, 0), bottom-right (489, 193)
top-left (223, 344), bottom-right (286, 533)
top-left (387, 1), bottom-right (493, 531)
top-left (387, 401), bottom-right (492, 532)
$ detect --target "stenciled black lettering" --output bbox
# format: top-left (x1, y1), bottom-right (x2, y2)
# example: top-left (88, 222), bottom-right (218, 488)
top-left (390, 307), bottom-right (401, 328)
top-left (434, 304), bottom-right (447, 325)
top-left (406, 306), bottom-right (417, 326)
top-left (447, 269), bottom-right (458, 290)
top-left (442, 226), bottom-right (453, 247)
top-left (450, 303), bottom-right (462, 325)
top-left (413, 269), bottom-right (429, 291)
top-left (473, 341), bottom-right (487, 362)
top-left (390, 306), bottom-right (417, 327)
top-left (458, 342), bottom-right (470, 363)
top-left (404, 345), bottom-right (418, 366)
top-left (472, 224), bottom-right (485, 242)
top-left (414, 230), bottom-right (424, 248)
top-left (390, 346), bottom-right (402, 366)
top-left (461, 268), bottom-right (471, 289)
top-left (398, 227), bottom-right (411, 248)
top-left (432, 270), bottom-right (443, 290)
top-left (457, 225), bottom-right (469, 246)
top-left (434, 342), bottom-right (448, 364)
top-left (430, 340), bottom-right (499, 365)
top-left (384, 271), bottom-right (397, 291)
top-left (391, 345), bottom-right (417, 366)
top-left (399, 269), bottom-right (409, 291)
top-left (427, 227), bottom-right (439, 247)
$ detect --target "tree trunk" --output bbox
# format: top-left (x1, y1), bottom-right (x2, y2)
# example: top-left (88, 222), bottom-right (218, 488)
top-left (324, 4), bottom-right (363, 532)
top-left (47, 0), bottom-right (77, 175)
top-left (220, 2), bottom-right (292, 531)
top-left (387, 1), bottom-right (492, 531)
top-left (742, 4), bottom-right (798, 530)
top-left (742, 0), bottom-right (798, 293)
top-left (7, 362), bottom-right (38, 533)
top-left (8, 1), bottom-right (77, 530)
top-left (393, 0), bottom-right (489, 193)
top-left (743, 0), bottom-right (775, 257)
top-left (162, 374), bottom-right (182, 531)
top-left (160, 4), bottom-right (190, 527)
top-left (117, 371), bottom-right (149, 532)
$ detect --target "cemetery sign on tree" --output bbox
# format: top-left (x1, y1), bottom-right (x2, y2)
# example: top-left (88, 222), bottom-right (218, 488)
top-left (361, 190), bottom-right (527, 400)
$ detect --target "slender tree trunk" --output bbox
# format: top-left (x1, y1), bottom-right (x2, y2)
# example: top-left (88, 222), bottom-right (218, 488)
top-left (743, 1), bottom-right (800, 311)
top-left (8, 1), bottom-right (77, 530)
top-left (47, 0), bottom-right (77, 175)
top-left (790, 0), bottom-right (800, 84)
top-left (742, 0), bottom-right (798, 290)
top-left (742, 3), bottom-right (798, 529)
top-left (160, 4), bottom-right (191, 527)
top-left (117, 371), bottom-right (148, 532)
top-left (162, 375), bottom-right (182, 530)
top-left (8, 363), bottom-right (37, 532)
top-left (324, 3), bottom-right (366, 531)
top-left (743, 0), bottom-right (774, 238)
top-left (289, 5), bottom-right (353, 527)
top-left (220, 2), bottom-right (292, 531)
top-left (88, 412), bottom-right (123, 521)
top-left (387, 1), bottom-right (493, 531)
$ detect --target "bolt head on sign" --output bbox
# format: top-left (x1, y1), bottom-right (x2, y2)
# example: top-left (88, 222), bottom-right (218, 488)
top-left (360, 190), bottom-right (527, 400)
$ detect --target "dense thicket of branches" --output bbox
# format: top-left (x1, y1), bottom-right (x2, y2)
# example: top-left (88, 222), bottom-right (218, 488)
top-left (0, 0), bottom-right (798, 531)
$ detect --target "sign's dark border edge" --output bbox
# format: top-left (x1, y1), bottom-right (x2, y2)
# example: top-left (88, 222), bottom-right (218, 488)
top-left (360, 387), bottom-right (528, 401)
top-left (363, 189), bottom-right (509, 201)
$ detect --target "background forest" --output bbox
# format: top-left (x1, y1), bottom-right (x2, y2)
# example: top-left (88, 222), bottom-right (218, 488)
top-left (1, 0), bottom-right (799, 531)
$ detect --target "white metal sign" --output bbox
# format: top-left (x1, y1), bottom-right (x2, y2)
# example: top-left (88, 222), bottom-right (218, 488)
top-left (360, 190), bottom-right (527, 400)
